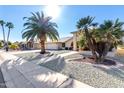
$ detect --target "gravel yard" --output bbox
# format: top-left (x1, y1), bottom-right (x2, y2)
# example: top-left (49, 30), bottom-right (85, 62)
top-left (15, 51), bottom-right (124, 88)
top-left (39, 57), bottom-right (124, 88)
top-left (15, 50), bottom-right (71, 61)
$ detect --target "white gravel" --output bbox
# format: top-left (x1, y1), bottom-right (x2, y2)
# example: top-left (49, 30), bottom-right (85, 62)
top-left (15, 51), bottom-right (124, 88)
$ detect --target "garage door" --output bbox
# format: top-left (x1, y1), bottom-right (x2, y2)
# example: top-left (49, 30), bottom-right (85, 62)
top-left (45, 43), bottom-right (59, 50)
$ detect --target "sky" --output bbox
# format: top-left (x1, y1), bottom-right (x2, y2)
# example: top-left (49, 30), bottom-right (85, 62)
top-left (0, 5), bottom-right (124, 42)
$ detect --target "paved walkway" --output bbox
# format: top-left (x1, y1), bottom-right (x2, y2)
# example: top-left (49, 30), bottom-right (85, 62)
top-left (8, 50), bottom-right (41, 55)
top-left (58, 51), bottom-right (80, 57)
top-left (0, 67), bottom-right (6, 88)
top-left (0, 51), bottom-right (93, 88)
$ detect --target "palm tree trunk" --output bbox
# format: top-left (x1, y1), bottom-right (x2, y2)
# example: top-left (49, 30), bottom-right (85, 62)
top-left (2, 26), bottom-right (6, 48)
top-left (6, 28), bottom-right (10, 51)
top-left (97, 42), bottom-right (111, 63)
top-left (40, 34), bottom-right (46, 54)
top-left (96, 31), bottom-right (115, 63)
top-left (97, 56), bottom-right (105, 63)
top-left (40, 40), bottom-right (45, 54)
top-left (84, 27), bottom-right (98, 61)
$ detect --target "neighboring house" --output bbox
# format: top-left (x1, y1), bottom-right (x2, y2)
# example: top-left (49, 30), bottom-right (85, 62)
top-left (19, 38), bottom-right (35, 50)
top-left (45, 37), bottom-right (73, 50)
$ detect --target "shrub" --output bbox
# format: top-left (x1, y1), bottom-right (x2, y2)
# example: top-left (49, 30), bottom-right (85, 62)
top-left (77, 36), bottom-right (85, 48)
top-left (8, 41), bottom-right (12, 45)
top-left (9, 43), bottom-right (19, 50)
top-left (0, 42), bottom-right (2, 48)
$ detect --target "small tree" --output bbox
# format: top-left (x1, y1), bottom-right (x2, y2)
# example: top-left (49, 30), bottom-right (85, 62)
top-left (77, 16), bottom-right (98, 61)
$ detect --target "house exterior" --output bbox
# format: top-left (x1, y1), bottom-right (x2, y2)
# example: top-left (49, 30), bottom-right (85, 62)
top-left (45, 42), bottom-right (62, 50)
top-left (71, 31), bottom-right (84, 51)
top-left (25, 37), bottom-right (73, 50)
top-left (45, 37), bottom-right (73, 50)
top-left (23, 30), bottom-right (83, 50)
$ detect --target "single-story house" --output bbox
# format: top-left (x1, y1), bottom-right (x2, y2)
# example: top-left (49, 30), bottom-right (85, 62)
top-left (24, 31), bottom-right (80, 50)
top-left (45, 37), bottom-right (73, 50)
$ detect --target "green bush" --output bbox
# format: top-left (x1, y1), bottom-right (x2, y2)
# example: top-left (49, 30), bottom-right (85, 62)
top-left (8, 41), bottom-right (12, 45)
top-left (9, 43), bottom-right (19, 50)
top-left (0, 42), bottom-right (2, 48)
top-left (77, 36), bottom-right (86, 48)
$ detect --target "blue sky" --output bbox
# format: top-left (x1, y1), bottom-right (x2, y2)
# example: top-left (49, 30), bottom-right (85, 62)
top-left (0, 5), bottom-right (124, 42)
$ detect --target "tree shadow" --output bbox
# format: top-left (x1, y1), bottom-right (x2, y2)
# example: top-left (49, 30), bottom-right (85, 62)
top-left (39, 55), bottom-right (66, 72)
top-left (0, 54), bottom-right (71, 88)
top-left (93, 63), bottom-right (124, 80)
top-left (15, 52), bottom-right (54, 62)
top-left (14, 52), bottom-right (66, 73)
top-left (0, 67), bottom-right (6, 88)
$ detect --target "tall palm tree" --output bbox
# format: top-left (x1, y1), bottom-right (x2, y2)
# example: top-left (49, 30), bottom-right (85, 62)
top-left (77, 16), bottom-right (98, 61)
top-left (0, 20), bottom-right (6, 47)
top-left (6, 22), bottom-right (14, 51)
top-left (22, 11), bottom-right (59, 54)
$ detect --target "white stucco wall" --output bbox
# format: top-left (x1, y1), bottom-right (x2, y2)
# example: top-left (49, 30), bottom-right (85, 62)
top-left (65, 38), bottom-right (73, 48)
top-left (73, 33), bottom-right (77, 50)
top-left (71, 32), bottom-right (84, 50)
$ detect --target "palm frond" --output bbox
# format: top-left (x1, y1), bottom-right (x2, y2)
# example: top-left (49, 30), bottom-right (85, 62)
top-left (22, 11), bottom-right (59, 42)
top-left (76, 16), bottom-right (95, 29)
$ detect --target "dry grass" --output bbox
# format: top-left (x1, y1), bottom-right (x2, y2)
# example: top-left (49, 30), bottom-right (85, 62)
top-left (116, 47), bottom-right (124, 56)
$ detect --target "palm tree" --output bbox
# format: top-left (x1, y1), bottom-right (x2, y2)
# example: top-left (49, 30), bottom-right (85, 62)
top-left (77, 16), bottom-right (98, 61)
top-left (6, 22), bottom-right (14, 51)
top-left (94, 19), bottom-right (124, 62)
top-left (22, 11), bottom-right (59, 54)
top-left (77, 16), bottom-right (124, 63)
top-left (0, 20), bottom-right (6, 48)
